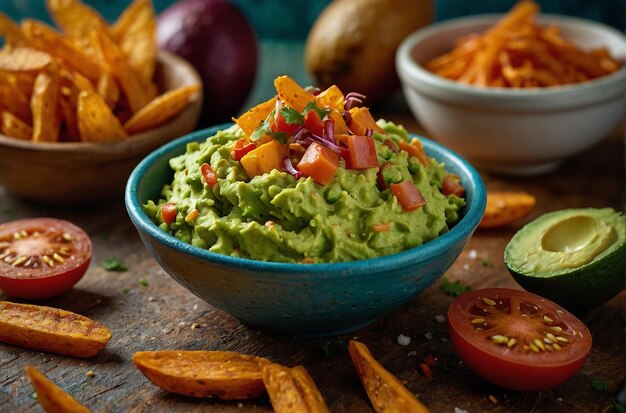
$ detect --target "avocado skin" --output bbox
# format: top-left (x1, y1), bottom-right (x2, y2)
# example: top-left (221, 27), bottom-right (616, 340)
top-left (505, 208), bottom-right (626, 313)
top-left (508, 241), bottom-right (625, 312)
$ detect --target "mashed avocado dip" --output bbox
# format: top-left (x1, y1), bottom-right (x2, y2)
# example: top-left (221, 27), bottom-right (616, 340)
top-left (144, 121), bottom-right (465, 263)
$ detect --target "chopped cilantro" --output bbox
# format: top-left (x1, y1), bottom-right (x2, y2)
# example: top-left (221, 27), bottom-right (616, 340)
top-left (590, 379), bottom-right (609, 392)
top-left (302, 101), bottom-right (330, 119)
top-left (440, 277), bottom-right (471, 297)
top-left (280, 106), bottom-right (304, 125)
top-left (139, 277), bottom-right (149, 287)
top-left (266, 130), bottom-right (289, 144)
top-left (102, 257), bottom-right (127, 272)
top-left (481, 258), bottom-right (493, 268)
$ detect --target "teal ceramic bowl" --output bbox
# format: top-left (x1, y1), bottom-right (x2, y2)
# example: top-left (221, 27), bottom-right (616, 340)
top-left (125, 124), bottom-right (486, 337)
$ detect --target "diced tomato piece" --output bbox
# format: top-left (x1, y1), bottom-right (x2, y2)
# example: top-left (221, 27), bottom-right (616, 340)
top-left (303, 110), bottom-right (324, 136)
top-left (270, 110), bottom-right (300, 136)
top-left (161, 202), bottom-right (177, 224)
top-left (297, 142), bottom-right (339, 186)
top-left (231, 138), bottom-right (257, 161)
top-left (200, 163), bottom-right (218, 187)
top-left (398, 139), bottom-right (429, 166)
top-left (442, 174), bottom-right (466, 197)
top-left (346, 135), bottom-right (378, 169)
top-left (390, 181), bottom-right (426, 212)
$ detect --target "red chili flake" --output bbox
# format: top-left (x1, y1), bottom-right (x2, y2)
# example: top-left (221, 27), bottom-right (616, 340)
top-left (419, 363), bottom-right (433, 378)
top-left (424, 355), bottom-right (438, 367)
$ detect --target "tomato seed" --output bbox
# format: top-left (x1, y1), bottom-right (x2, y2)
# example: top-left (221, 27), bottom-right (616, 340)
top-left (546, 333), bottom-right (557, 342)
top-left (481, 297), bottom-right (497, 306)
top-left (553, 343), bottom-right (562, 351)
top-left (471, 318), bottom-right (485, 324)
top-left (53, 253), bottom-right (65, 263)
top-left (533, 339), bottom-right (545, 351)
top-left (556, 336), bottom-right (569, 343)
top-left (543, 315), bottom-right (554, 323)
top-left (11, 256), bottom-right (27, 266)
top-left (507, 338), bottom-right (517, 348)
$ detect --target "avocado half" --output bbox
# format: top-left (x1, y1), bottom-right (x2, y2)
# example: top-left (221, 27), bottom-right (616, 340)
top-left (504, 208), bottom-right (625, 312)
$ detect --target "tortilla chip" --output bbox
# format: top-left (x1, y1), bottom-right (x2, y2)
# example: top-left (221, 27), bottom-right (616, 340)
top-left (0, 47), bottom-right (52, 72)
top-left (274, 75), bottom-right (315, 112)
top-left (315, 85), bottom-right (345, 112)
top-left (31, 69), bottom-right (61, 142)
top-left (124, 84), bottom-right (200, 134)
top-left (110, 0), bottom-right (157, 85)
top-left (22, 19), bottom-right (101, 81)
top-left (1, 111), bottom-right (32, 140)
top-left (77, 89), bottom-right (127, 142)
top-left (0, 12), bottom-right (27, 47)
top-left (233, 97), bottom-right (275, 137)
top-left (46, 0), bottom-right (107, 40)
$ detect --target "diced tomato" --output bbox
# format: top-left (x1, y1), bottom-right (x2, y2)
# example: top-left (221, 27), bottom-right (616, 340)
top-left (442, 174), bottom-right (466, 197)
top-left (346, 135), bottom-right (378, 169)
top-left (398, 139), bottom-right (429, 166)
top-left (200, 163), bottom-right (218, 187)
top-left (161, 202), bottom-right (177, 225)
top-left (390, 181), bottom-right (426, 212)
top-left (303, 109), bottom-right (324, 136)
top-left (231, 138), bottom-right (257, 161)
top-left (270, 110), bottom-right (300, 136)
top-left (297, 142), bottom-right (340, 186)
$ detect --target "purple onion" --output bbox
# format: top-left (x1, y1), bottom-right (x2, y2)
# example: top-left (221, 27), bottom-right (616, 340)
top-left (342, 110), bottom-right (352, 126)
top-left (365, 128), bottom-right (373, 137)
top-left (283, 157), bottom-right (302, 179)
top-left (323, 118), bottom-right (336, 144)
top-left (344, 92), bottom-right (367, 110)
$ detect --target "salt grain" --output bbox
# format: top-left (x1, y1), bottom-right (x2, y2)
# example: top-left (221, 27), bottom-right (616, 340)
top-left (468, 249), bottom-right (477, 260)
top-left (434, 314), bottom-right (446, 323)
top-left (424, 332), bottom-right (433, 340)
top-left (397, 334), bottom-right (411, 346)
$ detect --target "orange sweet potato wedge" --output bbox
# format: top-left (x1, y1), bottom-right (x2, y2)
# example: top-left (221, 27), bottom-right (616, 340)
top-left (234, 96), bottom-right (275, 138)
top-left (262, 363), bottom-right (330, 413)
top-left (25, 365), bottom-right (92, 413)
top-left (349, 340), bottom-right (430, 413)
top-left (133, 350), bottom-right (271, 399)
top-left (479, 191), bottom-right (536, 228)
top-left (0, 301), bottom-right (112, 358)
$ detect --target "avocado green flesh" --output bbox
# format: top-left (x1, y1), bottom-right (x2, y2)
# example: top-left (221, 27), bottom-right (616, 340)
top-left (505, 208), bottom-right (626, 310)
top-left (143, 121), bottom-right (465, 263)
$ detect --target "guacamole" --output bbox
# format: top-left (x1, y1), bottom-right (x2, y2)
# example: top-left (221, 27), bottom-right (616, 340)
top-left (144, 121), bottom-right (465, 263)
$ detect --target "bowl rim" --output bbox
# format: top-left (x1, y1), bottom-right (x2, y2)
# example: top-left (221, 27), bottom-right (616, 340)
top-left (396, 13), bottom-right (626, 102)
top-left (0, 50), bottom-right (202, 156)
top-left (125, 123), bottom-right (486, 275)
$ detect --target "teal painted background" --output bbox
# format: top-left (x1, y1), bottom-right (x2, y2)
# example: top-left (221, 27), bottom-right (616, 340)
top-left (0, 0), bottom-right (623, 38)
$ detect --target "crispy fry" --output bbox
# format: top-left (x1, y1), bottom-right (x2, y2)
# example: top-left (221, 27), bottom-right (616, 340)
top-left (123, 84), bottom-right (200, 134)
top-left (349, 340), bottom-right (430, 413)
top-left (262, 364), bottom-right (330, 413)
top-left (46, 0), bottom-right (107, 39)
top-left (96, 72), bottom-right (120, 109)
top-left (77, 90), bottom-right (128, 142)
top-left (25, 366), bottom-right (92, 413)
top-left (0, 301), bottom-right (111, 358)
top-left (133, 350), bottom-right (271, 399)
top-left (427, 0), bottom-right (622, 88)
top-left (22, 19), bottom-right (102, 81)
top-left (0, 73), bottom-right (32, 123)
top-left (1, 111), bottom-right (33, 140)
top-left (234, 97), bottom-right (275, 137)
top-left (109, 0), bottom-right (157, 85)
top-left (275, 75), bottom-right (315, 112)
top-left (479, 191), bottom-right (536, 228)
top-left (0, 47), bottom-right (52, 72)
top-left (31, 68), bottom-right (61, 142)
top-left (0, 12), bottom-right (27, 46)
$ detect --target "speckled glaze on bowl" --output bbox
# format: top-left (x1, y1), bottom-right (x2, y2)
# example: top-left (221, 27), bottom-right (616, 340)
top-left (396, 14), bottom-right (626, 176)
top-left (125, 124), bottom-right (486, 337)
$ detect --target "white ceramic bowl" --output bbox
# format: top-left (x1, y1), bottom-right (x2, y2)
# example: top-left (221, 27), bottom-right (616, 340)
top-left (396, 14), bottom-right (626, 176)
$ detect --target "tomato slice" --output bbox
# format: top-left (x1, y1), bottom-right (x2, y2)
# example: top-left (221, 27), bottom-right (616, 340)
top-left (390, 181), bottom-right (426, 212)
top-left (271, 109), bottom-right (300, 136)
top-left (447, 288), bottom-right (591, 391)
top-left (346, 135), bottom-right (378, 170)
top-left (0, 218), bottom-right (92, 299)
top-left (200, 162), bottom-right (218, 187)
top-left (161, 202), bottom-right (177, 225)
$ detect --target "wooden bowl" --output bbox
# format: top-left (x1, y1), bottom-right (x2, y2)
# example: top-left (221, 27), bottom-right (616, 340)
top-left (0, 50), bottom-right (202, 206)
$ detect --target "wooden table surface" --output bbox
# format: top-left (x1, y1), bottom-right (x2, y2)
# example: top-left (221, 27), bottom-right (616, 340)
top-left (1, 106), bottom-right (624, 413)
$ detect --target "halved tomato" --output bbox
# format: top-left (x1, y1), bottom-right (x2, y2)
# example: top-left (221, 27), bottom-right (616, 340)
top-left (0, 218), bottom-right (92, 299)
top-left (447, 288), bottom-right (591, 391)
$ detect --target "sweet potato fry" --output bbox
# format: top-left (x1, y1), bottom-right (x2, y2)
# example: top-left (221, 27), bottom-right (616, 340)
top-left (0, 74), bottom-right (32, 123)
top-left (1, 111), bottom-right (33, 140)
top-left (31, 69), bottom-right (61, 142)
top-left (0, 47), bottom-right (52, 73)
top-left (0, 12), bottom-right (27, 47)
top-left (0, 301), bottom-right (112, 358)
top-left (479, 191), bottom-right (536, 228)
top-left (77, 90), bottom-right (128, 142)
top-left (46, 0), bottom-right (107, 40)
top-left (262, 364), bottom-right (330, 413)
top-left (275, 75), bottom-right (315, 113)
top-left (349, 340), bottom-right (430, 413)
top-left (123, 84), bottom-right (200, 135)
top-left (25, 366), bottom-right (92, 413)
top-left (133, 350), bottom-right (271, 399)
top-left (96, 72), bottom-right (120, 109)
